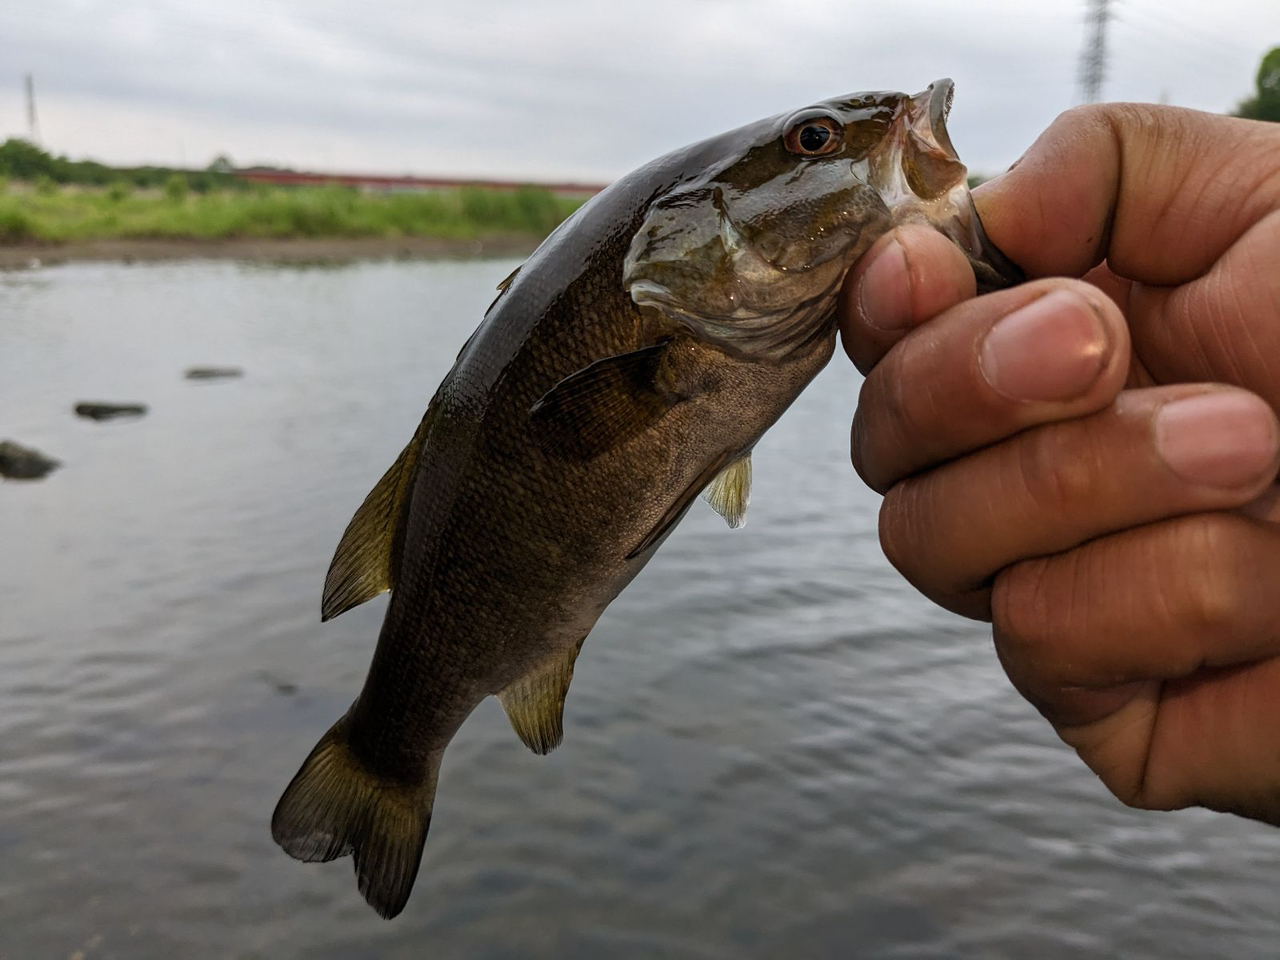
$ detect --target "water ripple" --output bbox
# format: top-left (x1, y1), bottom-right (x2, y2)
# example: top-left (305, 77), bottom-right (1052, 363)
top-left (3, 260), bottom-right (1279, 959)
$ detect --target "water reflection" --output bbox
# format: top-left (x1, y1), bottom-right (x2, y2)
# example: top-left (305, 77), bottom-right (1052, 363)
top-left (2, 259), bottom-right (1278, 959)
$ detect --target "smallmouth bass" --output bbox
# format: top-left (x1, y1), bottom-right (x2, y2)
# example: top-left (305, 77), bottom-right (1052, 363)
top-left (272, 79), bottom-right (1021, 918)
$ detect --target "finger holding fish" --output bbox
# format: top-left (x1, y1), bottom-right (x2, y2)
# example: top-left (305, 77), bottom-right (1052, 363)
top-left (850, 278), bottom-right (1129, 494)
top-left (838, 223), bottom-right (979, 374)
top-left (879, 384), bottom-right (1280, 619)
top-left (851, 103), bottom-right (1280, 829)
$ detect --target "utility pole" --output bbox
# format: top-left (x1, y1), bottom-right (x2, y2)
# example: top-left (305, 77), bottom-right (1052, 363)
top-left (25, 73), bottom-right (41, 143)
top-left (1077, 0), bottom-right (1112, 104)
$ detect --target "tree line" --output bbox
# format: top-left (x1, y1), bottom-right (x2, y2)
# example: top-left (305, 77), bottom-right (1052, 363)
top-left (0, 138), bottom-right (242, 192)
top-left (1235, 46), bottom-right (1280, 122)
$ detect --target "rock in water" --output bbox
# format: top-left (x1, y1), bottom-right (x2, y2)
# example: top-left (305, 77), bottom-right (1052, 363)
top-left (0, 441), bottom-right (60, 480)
top-left (184, 366), bottom-right (243, 380)
top-left (74, 402), bottom-right (148, 421)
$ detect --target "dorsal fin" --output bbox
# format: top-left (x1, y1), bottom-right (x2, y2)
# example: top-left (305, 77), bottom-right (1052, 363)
top-left (701, 452), bottom-right (751, 528)
top-left (496, 265), bottom-right (521, 293)
top-left (497, 640), bottom-right (585, 755)
top-left (484, 264), bottom-right (522, 314)
top-left (320, 412), bottom-right (432, 622)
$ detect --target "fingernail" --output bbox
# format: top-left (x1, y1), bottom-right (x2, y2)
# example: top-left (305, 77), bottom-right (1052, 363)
top-left (1155, 392), bottom-right (1278, 488)
top-left (979, 289), bottom-right (1110, 402)
top-left (857, 238), bottom-right (912, 332)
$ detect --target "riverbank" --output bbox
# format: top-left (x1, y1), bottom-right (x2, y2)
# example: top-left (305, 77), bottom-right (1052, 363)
top-left (0, 182), bottom-right (585, 266)
top-left (0, 233), bottom-right (545, 268)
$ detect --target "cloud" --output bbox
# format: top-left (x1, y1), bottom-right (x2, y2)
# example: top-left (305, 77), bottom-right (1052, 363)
top-left (0, 0), bottom-right (1275, 180)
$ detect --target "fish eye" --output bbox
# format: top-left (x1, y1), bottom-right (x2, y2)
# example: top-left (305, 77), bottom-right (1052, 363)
top-left (783, 115), bottom-right (844, 157)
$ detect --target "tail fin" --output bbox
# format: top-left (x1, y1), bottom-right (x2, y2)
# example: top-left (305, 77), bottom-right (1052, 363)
top-left (271, 715), bottom-right (438, 919)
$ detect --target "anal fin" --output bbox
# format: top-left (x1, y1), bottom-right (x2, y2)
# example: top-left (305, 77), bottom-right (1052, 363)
top-left (701, 452), bottom-right (751, 528)
top-left (498, 641), bottom-right (584, 755)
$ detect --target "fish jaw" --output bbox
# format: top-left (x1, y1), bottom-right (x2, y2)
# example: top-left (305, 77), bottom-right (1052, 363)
top-left (870, 78), bottom-right (1023, 291)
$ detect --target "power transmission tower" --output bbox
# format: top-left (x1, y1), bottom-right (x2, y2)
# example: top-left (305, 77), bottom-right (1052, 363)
top-left (25, 73), bottom-right (41, 143)
top-left (1077, 0), bottom-right (1112, 104)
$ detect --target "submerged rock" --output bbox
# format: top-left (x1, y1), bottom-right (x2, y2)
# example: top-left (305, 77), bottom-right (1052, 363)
top-left (74, 402), bottom-right (148, 421)
top-left (258, 671), bottom-right (299, 695)
top-left (0, 440), bottom-right (60, 480)
top-left (185, 366), bottom-right (243, 380)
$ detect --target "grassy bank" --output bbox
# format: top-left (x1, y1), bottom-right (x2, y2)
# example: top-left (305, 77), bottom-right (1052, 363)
top-left (0, 182), bottom-right (586, 245)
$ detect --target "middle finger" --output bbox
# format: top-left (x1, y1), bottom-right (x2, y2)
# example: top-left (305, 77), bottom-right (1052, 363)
top-left (878, 385), bottom-right (1280, 618)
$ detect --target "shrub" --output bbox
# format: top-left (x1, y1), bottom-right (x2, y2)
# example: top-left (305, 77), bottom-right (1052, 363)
top-left (164, 174), bottom-right (189, 202)
top-left (0, 206), bottom-right (36, 241)
top-left (511, 186), bottom-right (562, 232)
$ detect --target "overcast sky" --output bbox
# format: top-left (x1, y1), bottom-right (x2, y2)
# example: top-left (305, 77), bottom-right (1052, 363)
top-left (1, 0), bottom-right (1276, 182)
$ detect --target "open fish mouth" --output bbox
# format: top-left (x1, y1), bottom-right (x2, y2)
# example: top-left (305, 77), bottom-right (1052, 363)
top-left (894, 78), bottom-right (1024, 291)
top-left (923, 77), bottom-right (958, 158)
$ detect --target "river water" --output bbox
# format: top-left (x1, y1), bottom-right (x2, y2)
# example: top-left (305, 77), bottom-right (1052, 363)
top-left (2, 258), bottom-right (1278, 960)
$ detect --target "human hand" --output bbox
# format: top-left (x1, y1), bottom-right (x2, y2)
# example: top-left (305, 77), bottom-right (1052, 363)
top-left (839, 104), bottom-right (1280, 824)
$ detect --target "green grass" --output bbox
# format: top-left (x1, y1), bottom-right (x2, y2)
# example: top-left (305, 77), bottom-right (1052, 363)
top-left (0, 183), bottom-right (586, 244)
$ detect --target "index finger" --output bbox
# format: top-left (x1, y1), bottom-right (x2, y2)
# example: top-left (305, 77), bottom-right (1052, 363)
top-left (975, 104), bottom-right (1280, 285)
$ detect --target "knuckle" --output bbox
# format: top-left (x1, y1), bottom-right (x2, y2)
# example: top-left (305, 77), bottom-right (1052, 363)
top-left (850, 387), bottom-right (885, 491)
top-left (1169, 515), bottom-right (1245, 638)
top-left (1012, 422), bottom-right (1099, 516)
top-left (856, 341), bottom-right (944, 492)
top-left (884, 338), bottom-right (945, 447)
top-left (1127, 778), bottom-right (1183, 813)
top-left (1080, 709), bottom-right (1183, 814)
top-left (877, 482), bottom-right (922, 580)
top-left (1052, 104), bottom-right (1108, 131)
top-left (1055, 102), bottom-right (1155, 141)
top-left (993, 551), bottom-right (1101, 688)
top-left (878, 473), bottom-right (996, 620)
top-left (990, 557), bottom-right (1059, 658)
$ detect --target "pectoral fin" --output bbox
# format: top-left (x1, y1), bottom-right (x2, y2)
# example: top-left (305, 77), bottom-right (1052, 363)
top-left (320, 412), bottom-right (431, 621)
top-left (701, 452), bottom-right (751, 528)
top-left (498, 641), bottom-right (584, 755)
top-left (529, 340), bottom-right (685, 460)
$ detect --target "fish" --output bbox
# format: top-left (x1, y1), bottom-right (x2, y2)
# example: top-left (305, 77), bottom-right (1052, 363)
top-left (271, 78), bottom-right (1022, 919)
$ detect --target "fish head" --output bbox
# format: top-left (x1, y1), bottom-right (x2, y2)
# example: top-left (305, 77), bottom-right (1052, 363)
top-left (623, 79), bottom-right (1021, 359)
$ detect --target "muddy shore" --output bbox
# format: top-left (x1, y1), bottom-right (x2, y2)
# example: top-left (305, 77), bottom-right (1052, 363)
top-left (0, 233), bottom-right (543, 268)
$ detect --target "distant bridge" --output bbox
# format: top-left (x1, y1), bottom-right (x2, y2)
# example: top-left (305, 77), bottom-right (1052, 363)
top-left (235, 168), bottom-right (606, 196)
